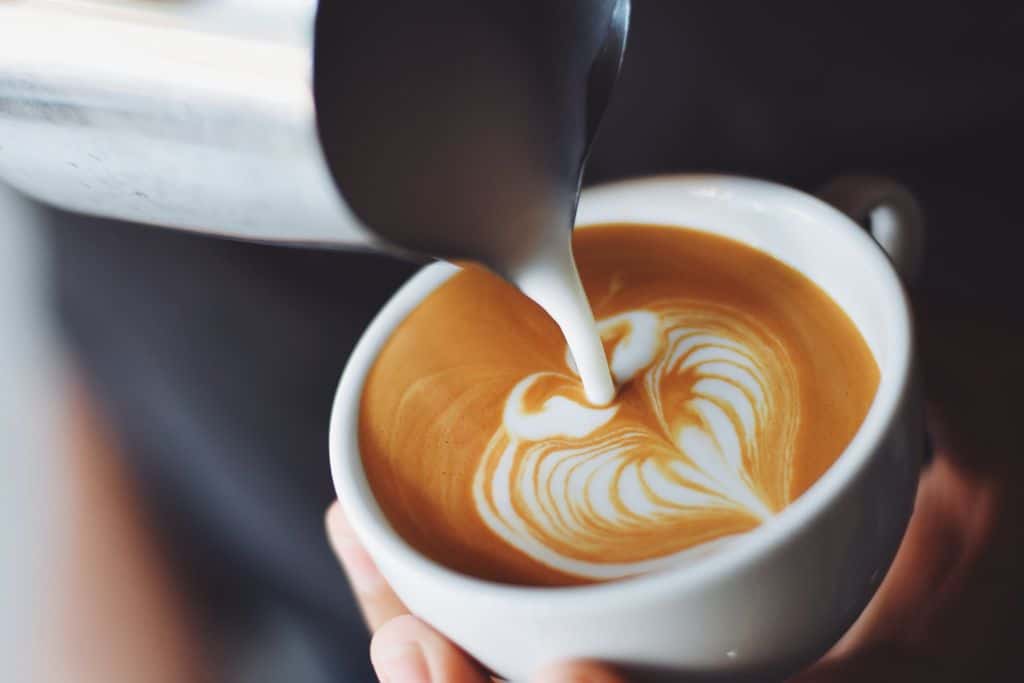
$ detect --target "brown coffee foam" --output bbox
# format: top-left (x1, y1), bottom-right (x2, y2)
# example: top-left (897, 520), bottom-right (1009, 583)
top-left (360, 224), bottom-right (879, 586)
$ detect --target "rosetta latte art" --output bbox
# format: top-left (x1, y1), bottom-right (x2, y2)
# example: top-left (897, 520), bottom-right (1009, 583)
top-left (472, 303), bottom-right (800, 580)
top-left (361, 225), bottom-right (879, 586)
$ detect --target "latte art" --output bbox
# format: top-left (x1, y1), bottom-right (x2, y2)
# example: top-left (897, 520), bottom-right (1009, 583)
top-left (475, 304), bottom-right (799, 579)
top-left (360, 224), bottom-right (879, 586)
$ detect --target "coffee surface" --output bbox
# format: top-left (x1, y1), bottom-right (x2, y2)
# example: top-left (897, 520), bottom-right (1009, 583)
top-left (360, 224), bottom-right (879, 586)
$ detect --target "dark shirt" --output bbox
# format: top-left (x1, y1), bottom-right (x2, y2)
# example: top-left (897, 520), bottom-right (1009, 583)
top-left (42, 2), bottom-right (1024, 680)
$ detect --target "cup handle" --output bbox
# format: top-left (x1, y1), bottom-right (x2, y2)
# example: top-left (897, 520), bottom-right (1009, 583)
top-left (817, 175), bottom-right (925, 283)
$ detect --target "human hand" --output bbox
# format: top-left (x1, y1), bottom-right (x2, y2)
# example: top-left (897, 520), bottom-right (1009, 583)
top-left (792, 307), bottom-right (1022, 682)
top-left (327, 308), bottom-right (1022, 682)
top-left (326, 503), bottom-right (623, 682)
top-left (790, 450), bottom-right (1017, 681)
top-left (329, 437), bottom-right (1017, 682)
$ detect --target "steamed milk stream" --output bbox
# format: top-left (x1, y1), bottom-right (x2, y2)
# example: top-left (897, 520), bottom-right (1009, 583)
top-left (360, 224), bottom-right (879, 586)
top-left (512, 243), bottom-right (616, 406)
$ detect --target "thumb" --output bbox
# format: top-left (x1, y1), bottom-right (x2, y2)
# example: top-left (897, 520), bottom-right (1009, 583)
top-left (532, 661), bottom-right (625, 683)
top-left (370, 614), bottom-right (489, 683)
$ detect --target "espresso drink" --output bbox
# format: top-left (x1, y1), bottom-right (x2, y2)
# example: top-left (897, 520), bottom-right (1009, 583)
top-left (360, 224), bottom-right (879, 586)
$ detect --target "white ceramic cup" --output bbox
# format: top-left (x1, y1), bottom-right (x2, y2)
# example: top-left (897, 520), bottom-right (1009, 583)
top-left (330, 175), bottom-right (925, 682)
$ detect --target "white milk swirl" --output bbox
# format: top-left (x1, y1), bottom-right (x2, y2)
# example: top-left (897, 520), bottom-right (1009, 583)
top-left (472, 303), bottom-right (800, 580)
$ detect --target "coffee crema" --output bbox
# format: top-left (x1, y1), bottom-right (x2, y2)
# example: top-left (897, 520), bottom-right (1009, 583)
top-left (360, 224), bottom-right (879, 586)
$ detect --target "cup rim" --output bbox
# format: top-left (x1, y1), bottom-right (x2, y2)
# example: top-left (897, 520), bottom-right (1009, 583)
top-left (329, 173), bottom-right (914, 606)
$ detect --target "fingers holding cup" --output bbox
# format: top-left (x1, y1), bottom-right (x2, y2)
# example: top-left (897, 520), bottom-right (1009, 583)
top-left (326, 501), bottom-right (408, 631)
